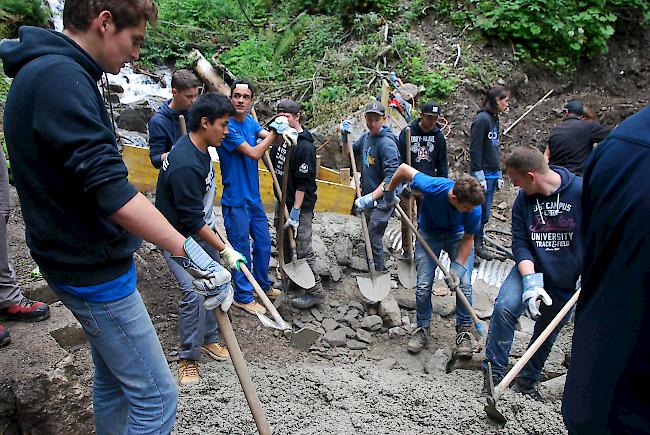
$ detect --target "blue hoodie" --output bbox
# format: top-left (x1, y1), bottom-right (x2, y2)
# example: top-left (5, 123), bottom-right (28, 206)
top-left (470, 110), bottom-right (501, 175)
top-left (148, 100), bottom-right (186, 169)
top-left (511, 166), bottom-right (582, 292)
top-left (563, 106), bottom-right (650, 434)
top-left (352, 125), bottom-right (400, 195)
top-left (0, 27), bottom-right (140, 286)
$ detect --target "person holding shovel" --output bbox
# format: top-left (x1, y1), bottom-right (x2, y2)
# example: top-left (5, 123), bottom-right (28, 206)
top-left (382, 164), bottom-right (484, 356)
top-left (217, 79), bottom-right (286, 316)
top-left (470, 85), bottom-right (510, 259)
top-left (397, 101), bottom-right (448, 262)
top-left (0, 1), bottom-right (233, 432)
top-left (148, 69), bottom-right (201, 169)
top-left (482, 145), bottom-right (583, 401)
top-left (340, 100), bottom-right (401, 274)
top-left (269, 99), bottom-right (323, 309)
top-left (155, 93), bottom-right (247, 385)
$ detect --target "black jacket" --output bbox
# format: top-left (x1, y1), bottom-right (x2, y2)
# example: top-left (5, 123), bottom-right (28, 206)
top-left (270, 129), bottom-right (317, 211)
top-left (398, 119), bottom-right (448, 178)
top-left (148, 100), bottom-right (187, 169)
top-left (0, 27), bottom-right (140, 285)
top-left (547, 116), bottom-right (610, 176)
top-left (469, 110), bottom-right (501, 173)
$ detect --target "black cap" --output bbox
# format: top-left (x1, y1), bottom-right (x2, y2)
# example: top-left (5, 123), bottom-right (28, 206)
top-left (420, 101), bottom-right (440, 116)
top-left (276, 98), bottom-right (301, 114)
top-left (564, 100), bottom-right (584, 116)
top-left (364, 100), bottom-right (385, 116)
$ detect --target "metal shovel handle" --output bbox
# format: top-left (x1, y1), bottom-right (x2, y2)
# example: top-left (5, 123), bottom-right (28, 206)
top-left (213, 308), bottom-right (271, 435)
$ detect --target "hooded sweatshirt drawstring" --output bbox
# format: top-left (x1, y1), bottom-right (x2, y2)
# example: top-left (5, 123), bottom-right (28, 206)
top-left (536, 198), bottom-right (546, 224)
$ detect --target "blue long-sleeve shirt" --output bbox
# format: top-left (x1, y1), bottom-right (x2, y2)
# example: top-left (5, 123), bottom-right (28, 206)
top-left (352, 125), bottom-right (400, 195)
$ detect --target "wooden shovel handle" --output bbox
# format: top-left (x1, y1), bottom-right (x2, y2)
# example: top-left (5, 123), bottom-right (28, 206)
top-left (345, 137), bottom-right (375, 266)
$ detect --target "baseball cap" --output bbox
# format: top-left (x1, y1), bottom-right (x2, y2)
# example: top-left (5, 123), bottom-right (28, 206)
top-left (564, 100), bottom-right (584, 116)
top-left (364, 100), bottom-right (385, 116)
top-left (276, 98), bottom-right (301, 114)
top-left (420, 102), bottom-right (440, 116)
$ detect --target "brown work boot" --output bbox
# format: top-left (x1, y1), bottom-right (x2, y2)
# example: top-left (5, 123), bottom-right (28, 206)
top-left (178, 359), bottom-right (200, 386)
top-left (232, 300), bottom-right (267, 316)
top-left (264, 288), bottom-right (283, 300)
top-left (202, 343), bottom-right (230, 361)
top-left (455, 325), bottom-right (474, 360)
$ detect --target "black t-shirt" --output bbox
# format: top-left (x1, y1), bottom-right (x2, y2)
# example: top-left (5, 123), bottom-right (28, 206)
top-left (398, 119), bottom-right (448, 178)
top-left (269, 129), bottom-right (318, 211)
top-left (547, 116), bottom-right (610, 176)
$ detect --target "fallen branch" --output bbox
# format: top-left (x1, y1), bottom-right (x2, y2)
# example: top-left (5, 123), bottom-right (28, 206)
top-left (453, 43), bottom-right (461, 68)
top-left (277, 10), bottom-right (307, 32)
top-left (504, 89), bottom-right (554, 135)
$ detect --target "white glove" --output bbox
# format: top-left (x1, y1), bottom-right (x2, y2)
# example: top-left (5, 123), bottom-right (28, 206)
top-left (522, 273), bottom-right (552, 320)
top-left (497, 178), bottom-right (504, 190)
top-left (269, 116), bottom-right (289, 134)
top-left (203, 284), bottom-right (234, 312)
top-left (471, 170), bottom-right (487, 191)
top-left (172, 237), bottom-right (232, 298)
top-left (354, 193), bottom-right (376, 211)
top-left (219, 245), bottom-right (247, 272)
top-left (283, 127), bottom-right (298, 146)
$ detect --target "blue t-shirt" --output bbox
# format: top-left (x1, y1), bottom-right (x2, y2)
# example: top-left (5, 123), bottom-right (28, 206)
top-left (217, 115), bottom-right (263, 206)
top-left (411, 172), bottom-right (481, 235)
top-left (51, 260), bottom-right (136, 302)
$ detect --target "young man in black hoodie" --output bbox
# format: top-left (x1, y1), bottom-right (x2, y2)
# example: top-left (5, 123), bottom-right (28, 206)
top-left (470, 86), bottom-right (509, 258)
top-left (0, 2), bottom-right (231, 433)
top-left (148, 69), bottom-right (201, 169)
top-left (269, 99), bottom-right (323, 309)
top-left (397, 101), bottom-right (448, 260)
top-left (482, 145), bottom-right (582, 401)
top-left (156, 93), bottom-right (246, 385)
top-left (544, 100), bottom-right (610, 176)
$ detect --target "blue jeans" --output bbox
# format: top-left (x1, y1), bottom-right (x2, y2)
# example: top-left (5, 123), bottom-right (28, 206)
top-left (364, 199), bottom-right (394, 271)
top-left (482, 267), bottom-right (574, 383)
top-left (415, 229), bottom-right (474, 328)
top-left (163, 248), bottom-right (219, 361)
top-left (479, 178), bottom-right (497, 240)
top-left (51, 287), bottom-right (177, 435)
top-left (222, 201), bottom-right (272, 303)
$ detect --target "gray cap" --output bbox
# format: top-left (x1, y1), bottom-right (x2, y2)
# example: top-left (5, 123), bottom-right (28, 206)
top-left (276, 98), bottom-right (301, 114)
top-left (364, 100), bottom-right (385, 116)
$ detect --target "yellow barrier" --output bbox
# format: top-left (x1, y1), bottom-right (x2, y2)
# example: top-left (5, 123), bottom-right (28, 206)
top-left (122, 144), bottom-right (356, 215)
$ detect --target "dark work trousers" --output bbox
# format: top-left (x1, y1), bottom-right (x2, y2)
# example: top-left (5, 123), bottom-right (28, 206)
top-left (364, 199), bottom-right (394, 271)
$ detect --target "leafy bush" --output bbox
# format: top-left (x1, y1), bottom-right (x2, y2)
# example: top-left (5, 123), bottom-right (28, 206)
top-left (219, 36), bottom-right (286, 81)
top-left (402, 57), bottom-right (458, 100)
top-left (0, 0), bottom-right (49, 38)
top-left (462, 0), bottom-right (650, 68)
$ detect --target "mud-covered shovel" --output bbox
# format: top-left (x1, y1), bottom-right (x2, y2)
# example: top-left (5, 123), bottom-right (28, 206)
top-left (485, 288), bottom-right (581, 425)
top-left (397, 126), bottom-right (416, 289)
top-left (345, 137), bottom-right (391, 302)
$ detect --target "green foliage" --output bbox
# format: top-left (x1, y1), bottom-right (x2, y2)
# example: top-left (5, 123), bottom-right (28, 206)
top-left (219, 36), bottom-right (286, 81)
top-left (0, 61), bottom-right (10, 103)
top-left (462, 0), bottom-right (650, 69)
top-left (0, 0), bottom-right (49, 38)
top-left (402, 57), bottom-right (458, 100)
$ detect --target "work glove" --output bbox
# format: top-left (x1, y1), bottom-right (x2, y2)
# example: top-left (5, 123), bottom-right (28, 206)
top-left (401, 184), bottom-right (412, 199)
top-left (219, 245), bottom-right (247, 272)
top-left (354, 192), bottom-right (377, 212)
top-left (172, 237), bottom-right (233, 311)
top-left (284, 207), bottom-right (300, 233)
top-left (522, 273), bottom-right (553, 320)
top-left (283, 127), bottom-right (298, 146)
top-left (445, 261), bottom-right (466, 290)
top-left (340, 119), bottom-right (353, 142)
top-left (269, 116), bottom-right (290, 134)
top-left (382, 186), bottom-right (400, 207)
top-left (496, 170), bottom-right (504, 190)
top-left (471, 170), bottom-right (487, 191)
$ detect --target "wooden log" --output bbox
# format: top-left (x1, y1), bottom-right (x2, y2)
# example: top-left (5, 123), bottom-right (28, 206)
top-left (190, 49), bottom-right (231, 96)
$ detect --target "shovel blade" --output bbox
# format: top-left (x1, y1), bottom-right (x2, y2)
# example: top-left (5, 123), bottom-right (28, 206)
top-left (484, 397), bottom-right (507, 425)
top-left (357, 271), bottom-right (391, 302)
top-left (397, 258), bottom-right (416, 289)
top-left (282, 259), bottom-right (316, 289)
top-left (255, 311), bottom-right (284, 330)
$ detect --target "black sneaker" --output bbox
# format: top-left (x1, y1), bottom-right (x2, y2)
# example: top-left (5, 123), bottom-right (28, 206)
top-left (291, 293), bottom-right (324, 310)
top-left (407, 326), bottom-right (429, 354)
top-left (455, 325), bottom-right (474, 359)
top-left (511, 378), bottom-right (545, 402)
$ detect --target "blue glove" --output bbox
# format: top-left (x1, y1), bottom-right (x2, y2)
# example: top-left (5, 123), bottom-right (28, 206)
top-left (471, 170), bottom-right (487, 190)
top-left (172, 237), bottom-right (234, 310)
top-left (382, 187), bottom-right (399, 206)
top-left (445, 261), bottom-right (466, 290)
top-left (522, 273), bottom-right (552, 320)
top-left (269, 116), bottom-right (289, 134)
top-left (354, 193), bottom-right (376, 211)
top-left (340, 119), bottom-right (353, 135)
top-left (284, 207), bottom-right (300, 232)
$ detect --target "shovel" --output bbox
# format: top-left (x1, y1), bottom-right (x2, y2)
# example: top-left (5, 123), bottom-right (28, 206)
top-left (345, 137), bottom-right (391, 302)
top-left (394, 204), bottom-right (485, 337)
top-left (397, 126), bottom-right (416, 289)
top-left (485, 288), bottom-right (580, 425)
top-left (262, 150), bottom-right (316, 290)
top-left (211, 307), bottom-right (271, 435)
top-left (214, 227), bottom-right (290, 331)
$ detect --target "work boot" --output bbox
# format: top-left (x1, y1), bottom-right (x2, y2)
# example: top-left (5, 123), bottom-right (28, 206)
top-left (511, 378), bottom-right (545, 402)
top-left (178, 359), bottom-right (200, 386)
top-left (407, 326), bottom-right (429, 354)
top-left (202, 343), bottom-right (230, 361)
top-left (455, 325), bottom-right (474, 359)
top-left (474, 238), bottom-right (488, 260)
top-left (291, 292), bottom-right (324, 309)
top-left (264, 288), bottom-right (283, 300)
top-left (0, 323), bottom-right (10, 347)
top-left (232, 300), bottom-right (267, 316)
top-left (0, 298), bottom-right (50, 322)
